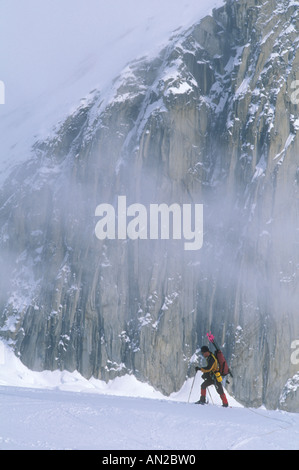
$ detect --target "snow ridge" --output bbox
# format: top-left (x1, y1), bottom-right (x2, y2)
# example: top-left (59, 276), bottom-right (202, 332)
top-left (0, 341), bottom-right (298, 450)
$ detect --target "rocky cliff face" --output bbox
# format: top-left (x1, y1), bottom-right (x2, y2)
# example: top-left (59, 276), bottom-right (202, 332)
top-left (0, 0), bottom-right (298, 411)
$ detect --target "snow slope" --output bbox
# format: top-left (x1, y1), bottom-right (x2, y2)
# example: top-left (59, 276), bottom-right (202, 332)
top-left (2, 386), bottom-right (299, 451)
top-left (0, 0), bottom-right (224, 181)
top-left (0, 342), bottom-right (298, 450)
top-left (1, 2), bottom-right (299, 450)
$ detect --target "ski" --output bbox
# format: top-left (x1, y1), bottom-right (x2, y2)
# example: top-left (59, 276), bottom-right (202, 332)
top-left (206, 332), bottom-right (233, 378)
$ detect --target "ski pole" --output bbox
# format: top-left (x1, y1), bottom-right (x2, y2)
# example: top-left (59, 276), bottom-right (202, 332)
top-left (188, 372), bottom-right (197, 403)
top-left (207, 387), bottom-right (214, 405)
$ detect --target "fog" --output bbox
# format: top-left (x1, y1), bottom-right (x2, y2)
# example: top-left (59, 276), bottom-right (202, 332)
top-left (0, 0), bottom-right (298, 409)
top-left (0, 0), bottom-right (224, 179)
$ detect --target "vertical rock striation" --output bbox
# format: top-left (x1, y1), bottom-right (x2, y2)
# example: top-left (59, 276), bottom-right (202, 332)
top-left (0, 0), bottom-right (298, 410)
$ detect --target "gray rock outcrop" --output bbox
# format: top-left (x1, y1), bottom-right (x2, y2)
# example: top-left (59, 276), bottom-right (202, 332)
top-left (0, 0), bottom-right (298, 410)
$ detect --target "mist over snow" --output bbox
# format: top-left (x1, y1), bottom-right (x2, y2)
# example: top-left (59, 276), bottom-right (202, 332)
top-left (0, 0), bottom-right (299, 446)
top-left (0, 0), bottom-right (224, 179)
top-left (0, 340), bottom-right (299, 450)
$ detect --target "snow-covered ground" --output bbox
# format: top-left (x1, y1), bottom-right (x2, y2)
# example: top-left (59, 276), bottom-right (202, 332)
top-left (0, 342), bottom-right (298, 450)
top-left (1, 1), bottom-right (299, 451)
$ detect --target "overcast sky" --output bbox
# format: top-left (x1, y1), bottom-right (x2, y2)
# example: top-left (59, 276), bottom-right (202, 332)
top-left (0, 0), bottom-right (224, 177)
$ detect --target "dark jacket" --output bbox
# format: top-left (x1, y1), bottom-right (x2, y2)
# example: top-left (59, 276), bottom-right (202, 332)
top-left (201, 353), bottom-right (218, 375)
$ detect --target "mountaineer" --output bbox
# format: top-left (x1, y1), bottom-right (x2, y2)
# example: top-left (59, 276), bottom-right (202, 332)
top-left (195, 345), bottom-right (229, 407)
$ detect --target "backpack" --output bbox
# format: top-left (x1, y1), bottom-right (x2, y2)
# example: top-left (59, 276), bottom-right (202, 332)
top-left (214, 349), bottom-right (230, 377)
top-left (207, 332), bottom-right (233, 378)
